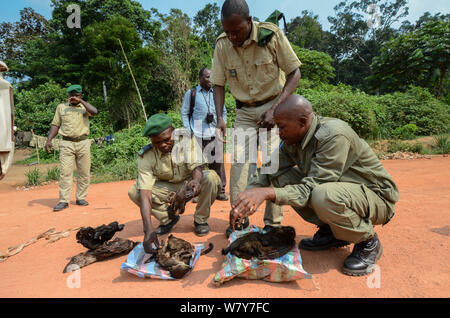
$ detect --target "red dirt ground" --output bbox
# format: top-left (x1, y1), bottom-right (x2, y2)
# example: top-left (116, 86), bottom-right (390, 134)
top-left (0, 156), bottom-right (449, 298)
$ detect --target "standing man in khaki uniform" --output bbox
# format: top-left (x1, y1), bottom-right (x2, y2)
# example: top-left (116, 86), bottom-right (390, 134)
top-left (45, 85), bottom-right (98, 212)
top-left (231, 95), bottom-right (399, 276)
top-left (128, 114), bottom-right (221, 253)
top-left (211, 0), bottom-right (302, 236)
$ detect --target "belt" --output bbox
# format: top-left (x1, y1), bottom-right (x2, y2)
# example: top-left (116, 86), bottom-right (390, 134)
top-left (63, 135), bottom-right (89, 142)
top-left (236, 95), bottom-right (277, 109)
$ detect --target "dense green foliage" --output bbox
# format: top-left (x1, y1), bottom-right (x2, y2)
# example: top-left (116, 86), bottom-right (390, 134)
top-left (377, 86), bottom-right (449, 136)
top-left (90, 124), bottom-right (147, 180)
top-left (2, 0), bottom-right (449, 182)
top-left (369, 19), bottom-right (450, 97)
top-left (299, 84), bottom-right (449, 139)
top-left (14, 81), bottom-right (67, 135)
top-left (292, 45), bottom-right (335, 84)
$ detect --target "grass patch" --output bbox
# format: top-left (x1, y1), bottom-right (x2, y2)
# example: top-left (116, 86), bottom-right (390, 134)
top-left (45, 166), bottom-right (60, 182)
top-left (432, 135), bottom-right (450, 154)
top-left (25, 168), bottom-right (42, 186)
top-left (16, 148), bottom-right (59, 165)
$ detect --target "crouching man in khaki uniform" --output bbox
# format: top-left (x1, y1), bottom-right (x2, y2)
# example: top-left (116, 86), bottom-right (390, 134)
top-left (45, 85), bottom-right (98, 212)
top-left (230, 95), bottom-right (399, 276)
top-left (128, 114), bottom-right (221, 253)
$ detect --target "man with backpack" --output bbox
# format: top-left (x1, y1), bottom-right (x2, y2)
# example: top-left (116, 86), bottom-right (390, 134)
top-left (181, 67), bottom-right (228, 201)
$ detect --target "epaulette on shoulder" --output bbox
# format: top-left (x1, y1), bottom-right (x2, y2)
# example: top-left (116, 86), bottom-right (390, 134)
top-left (258, 21), bottom-right (280, 33)
top-left (216, 32), bottom-right (227, 43)
top-left (138, 143), bottom-right (153, 157)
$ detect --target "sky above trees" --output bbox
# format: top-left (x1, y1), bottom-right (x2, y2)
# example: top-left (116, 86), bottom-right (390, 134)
top-left (1, 0), bottom-right (448, 29)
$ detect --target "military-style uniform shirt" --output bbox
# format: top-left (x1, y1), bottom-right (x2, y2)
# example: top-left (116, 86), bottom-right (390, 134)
top-left (136, 138), bottom-right (206, 191)
top-left (250, 114), bottom-right (399, 215)
top-left (211, 21), bottom-right (302, 105)
top-left (51, 103), bottom-right (91, 138)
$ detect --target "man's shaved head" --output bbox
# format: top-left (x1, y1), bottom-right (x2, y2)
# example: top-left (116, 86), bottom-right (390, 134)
top-left (221, 0), bottom-right (250, 20)
top-left (274, 95), bottom-right (313, 120)
top-left (274, 95), bottom-right (314, 145)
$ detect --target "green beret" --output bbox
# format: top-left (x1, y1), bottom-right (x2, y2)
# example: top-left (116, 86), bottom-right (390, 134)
top-left (67, 84), bottom-right (82, 94)
top-left (143, 113), bottom-right (173, 137)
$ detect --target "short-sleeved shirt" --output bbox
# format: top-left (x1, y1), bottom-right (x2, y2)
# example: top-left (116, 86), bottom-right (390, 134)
top-left (51, 103), bottom-right (90, 138)
top-left (180, 85), bottom-right (227, 138)
top-left (211, 21), bottom-right (302, 105)
top-left (136, 137), bottom-right (206, 191)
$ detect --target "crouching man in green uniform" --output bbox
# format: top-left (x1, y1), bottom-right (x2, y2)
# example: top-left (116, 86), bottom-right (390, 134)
top-left (128, 114), bottom-right (221, 253)
top-left (230, 95), bottom-right (399, 276)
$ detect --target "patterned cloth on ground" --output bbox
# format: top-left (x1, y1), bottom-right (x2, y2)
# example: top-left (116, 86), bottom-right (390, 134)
top-left (120, 242), bottom-right (206, 280)
top-left (213, 225), bottom-right (311, 285)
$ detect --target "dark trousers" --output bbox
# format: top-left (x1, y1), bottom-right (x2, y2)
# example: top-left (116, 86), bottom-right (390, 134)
top-left (197, 136), bottom-right (227, 194)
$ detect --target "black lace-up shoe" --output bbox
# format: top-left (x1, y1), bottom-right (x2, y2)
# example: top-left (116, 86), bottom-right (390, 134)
top-left (155, 215), bottom-right (180, 235)
top-left (76, 199), bottom-right (89, 206)
top-left (299, 224), bottom-right (350, 251)
top-left (53, 202), bottom-right (68, 212)
top-left (342, 233), bottom-right (383, 276)
top-left (194, 222), bottom-right (210, 236)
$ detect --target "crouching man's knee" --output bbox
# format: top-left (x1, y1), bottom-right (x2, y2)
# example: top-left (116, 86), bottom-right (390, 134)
top-left (128, 184), bottom-right (140, 207)
top-left (310, 183), bottom-right (344, 221)
top-left (201, 170), bottom-right (221, 191)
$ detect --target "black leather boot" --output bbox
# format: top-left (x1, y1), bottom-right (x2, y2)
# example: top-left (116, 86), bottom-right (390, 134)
top-left (299, 224), bottom-right (350, 251)
top-left (342, 233), bottom-right (383, 276)
top-left (194, 222), bottom-right (210, 236)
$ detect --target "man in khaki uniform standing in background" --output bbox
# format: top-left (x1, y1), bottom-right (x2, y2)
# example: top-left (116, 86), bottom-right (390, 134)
top-left (231, 95), bottom-right (399, 276)
top-left (211, 0), bottom-right (302, 236)
top-left (128, 114), bottom-right (221, 253)
top-left (45, 85), bottom-right (98, 212)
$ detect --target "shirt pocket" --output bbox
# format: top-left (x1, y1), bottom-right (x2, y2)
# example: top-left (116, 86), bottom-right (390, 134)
top-left (225, 64), bottom-right (244, 91)
top-left (254, 52), bottom-right (278, 84)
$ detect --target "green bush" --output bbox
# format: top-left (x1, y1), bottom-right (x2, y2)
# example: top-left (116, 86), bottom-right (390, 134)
top-left (296, 84), bottom-right (449, 140)
top-left (433, 135), bottom-right (450, 154)
top-left (393, 124), bottom-right (418, 140)
top-left (377, 86), bottom-right (450, 136)
top-left (25, 168), bottom-right (42, 186)
top-left (298, 84), bottom-right (381, 139)
top-left (90, 124), bottom-right (147, 180)
top-left (292, 45), bottom-right (335, 84)
top-left (387, 140), bottom-right (426, 154)
top-left (45, 167), bottom-right (60, 182)
top-left (14, 81), bottom-right (67, 136)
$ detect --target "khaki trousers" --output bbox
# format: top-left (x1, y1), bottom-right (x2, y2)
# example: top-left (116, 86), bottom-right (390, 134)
top-left (230, 99), bottom-right (283, 226)
top-left (268, 167), bottom-right (390, 243)
top-left (58, 139), bottom-right (91, 203)
top-left (128, 170), bottom-right (221, 226)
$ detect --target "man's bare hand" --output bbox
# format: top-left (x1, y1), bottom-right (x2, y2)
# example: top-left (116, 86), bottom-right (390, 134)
top-left (230, 188), bottom-right (273, 226)
top-left (44, 141), bottom-right (52, 153)
top-left (257, 107), bottom-right (276, 129)
top-left (143, 231), bottom-right (159, 254)
top-left (68, 96), bottom-right (82, 105)
top-left (215, 117), bottom-right (227, 143)
top-left (188, 179), bottom-right (201, 197)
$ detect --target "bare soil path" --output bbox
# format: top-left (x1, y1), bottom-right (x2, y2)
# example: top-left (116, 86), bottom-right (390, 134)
top-left (0, 156), bottom-right (449, 298)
